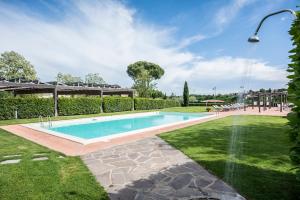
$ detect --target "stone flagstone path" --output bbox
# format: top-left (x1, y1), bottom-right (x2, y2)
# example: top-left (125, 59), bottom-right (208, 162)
top-left (82, 137), bottom-right (245, 200)
top-left (0, 154), bottom-right (64, 165)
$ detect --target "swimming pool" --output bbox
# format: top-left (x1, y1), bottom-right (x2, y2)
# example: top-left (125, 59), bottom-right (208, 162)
top-left (23, 112), bottom-right (214, 144)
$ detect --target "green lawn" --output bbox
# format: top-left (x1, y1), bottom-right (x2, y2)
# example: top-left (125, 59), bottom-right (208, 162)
top-left (0, 129), bottom-right (108, 200)
top-left (0, 106), bottom-right (208, 126)
top-left (0, 106), bottom-right (208, 199)
top-left (160, 116), bottom-right (300, 200)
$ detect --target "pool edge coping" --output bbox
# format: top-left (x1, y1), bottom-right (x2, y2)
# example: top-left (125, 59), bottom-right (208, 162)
top-left (21, 111), bottom-right (216, 145)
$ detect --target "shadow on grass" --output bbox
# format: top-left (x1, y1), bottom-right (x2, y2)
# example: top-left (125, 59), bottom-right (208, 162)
top-left (200, 160), bottom-right (300, 200)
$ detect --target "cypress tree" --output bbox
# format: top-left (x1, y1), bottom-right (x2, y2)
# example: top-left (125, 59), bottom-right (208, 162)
top-left (183, 81), bottom-right (189, 107)
top-left (287, 11), bottom-right (300, 180)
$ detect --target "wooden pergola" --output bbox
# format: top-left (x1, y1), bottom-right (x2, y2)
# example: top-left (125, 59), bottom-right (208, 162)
top-left (0, 82), bottom-right (135, 116)
top-left (246, 91), bottom-right (288, 112)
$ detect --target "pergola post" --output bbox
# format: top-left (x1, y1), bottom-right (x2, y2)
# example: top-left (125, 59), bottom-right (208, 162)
top-left (280, 94), bottom-right (283, 112)
top-left (263, 94), bottom-right (267, 111)
top-left (53, 87), bottom-right (58, 117)
top-left (258, 93), bottom-right (261, 113)
top-left (269, 94), bottom-right (272, 109)
top-left (130, 91), bottom-right (134, 111)
top-left (100, 90), bottom-right (103, 113)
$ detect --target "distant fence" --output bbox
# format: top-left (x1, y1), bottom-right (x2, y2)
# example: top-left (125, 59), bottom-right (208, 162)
top-left (0, 97), bottom-right (180, 120)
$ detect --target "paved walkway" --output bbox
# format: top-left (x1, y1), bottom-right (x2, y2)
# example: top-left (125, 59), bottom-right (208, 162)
top-left (82, 137), bottom-right (245, 200)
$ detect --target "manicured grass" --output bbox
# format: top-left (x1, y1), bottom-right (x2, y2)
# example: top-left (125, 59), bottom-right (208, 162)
top-left (160, 116), bottom-right (300, 200)
top-left (0, 129), bottom-right (108, 200)
top-left (0, 106), bottom-right (208, 126)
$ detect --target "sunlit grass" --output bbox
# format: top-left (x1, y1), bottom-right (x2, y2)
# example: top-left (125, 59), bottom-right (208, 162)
top-left (0, 129), bottom-right (108, 200)
top-left (160, 116), bottom-right (300, 200)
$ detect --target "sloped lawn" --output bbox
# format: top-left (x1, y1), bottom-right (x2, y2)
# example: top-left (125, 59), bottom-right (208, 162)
top-left (0, 129), bottom-right (108, 200)
top-left (160, 115), bottom-right (300, 200)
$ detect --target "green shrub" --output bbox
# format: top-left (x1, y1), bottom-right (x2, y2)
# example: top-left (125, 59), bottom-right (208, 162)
top-left (102, 97), bottom-right (132, 113)
top-left (0, 97), bottom-right (54, 120)
top-left (0, 98), bottom-right (17, 120)
top-left (58, 97), bottom-right (101, 116)
top-left (134, 98), bottom-right (180, 110)
top-left (287, 11), bottom-right (300, 180)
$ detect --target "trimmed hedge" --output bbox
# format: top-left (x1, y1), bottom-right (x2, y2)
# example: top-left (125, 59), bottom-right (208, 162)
top-left (58, 97), bottom-right (101, 116)
top-left (134, 98), bottom-right (180, 110)
top-left (0, 97), bottom-right (54, 120)
top-left (102, 97), bottom-right (132, 113)
top-left (0, 96), bottom-right (180, 120)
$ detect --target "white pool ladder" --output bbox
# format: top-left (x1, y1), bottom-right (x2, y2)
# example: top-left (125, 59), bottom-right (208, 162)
top-left (47, 116), bottom-right (53, 128)
top-left (39, 115), bottom-right (45, 128)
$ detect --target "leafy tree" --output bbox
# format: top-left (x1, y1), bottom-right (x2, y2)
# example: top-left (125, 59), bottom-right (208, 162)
top-left (183, 81), bottom-right (189, 106)
top-left (150, 89), bottom-right (165, 99)
top-left (127, 61), bottom-right (164, 97)
top-left (287, 11), bottom-right (300, 180)
top-left (56, 73), bottom-right (82, 84)
top-left (189, 95), bottom-right (197, 103)
top-left (0, 51), bottom-right (37, 80)
top-left (85, 73), bottom-right (105, 85)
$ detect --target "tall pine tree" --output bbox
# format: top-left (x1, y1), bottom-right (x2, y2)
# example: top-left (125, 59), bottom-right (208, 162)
top-left (183, 81), bottom-right (189, 107)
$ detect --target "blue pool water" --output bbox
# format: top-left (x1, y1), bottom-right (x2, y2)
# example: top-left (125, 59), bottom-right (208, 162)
top-left (49, 112), bottom-right (211, 139)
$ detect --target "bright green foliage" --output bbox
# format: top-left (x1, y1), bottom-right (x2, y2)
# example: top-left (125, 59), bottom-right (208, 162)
top-left (161, 116), bottom-right (300, 200)
top-left (56, 72), bottom-right (82, 84)
top-left (287, 11), bottom-right (300, 180)
top-left (189, 95), bottom-right (197, 103)
top-left (0, 51), bottom-right (37, 80)
top-left (102, 97), bottom-right (132, 113)
top-left (183, 81), bottom-right (189, 106)
top-left (150, 89), bottom-right (166, 99)
top-left (127, 61), bottom-right (164, 97)
top-left (85, 73), bottom-right (105, 85)
top-left (58, 97), bottom-right (101, 116)
top-left (0, 129), bottom-right (108, 200)
top-left (0, 97), bottom-right (54, 119)
top-left (134, 98), bottom-right (180, 110)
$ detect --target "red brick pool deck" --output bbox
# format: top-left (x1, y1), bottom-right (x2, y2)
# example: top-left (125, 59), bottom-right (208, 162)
top-left (1, 108), bottom-right (288, 156)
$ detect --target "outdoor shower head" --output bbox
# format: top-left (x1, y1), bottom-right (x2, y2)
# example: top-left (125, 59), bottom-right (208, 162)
top-left (248, 9), bottom-right (296, 43)
top-left (248, 35), bottom-right (260, 43)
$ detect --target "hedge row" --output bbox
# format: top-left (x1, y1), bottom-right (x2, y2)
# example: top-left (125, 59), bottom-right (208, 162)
top-left (102, 97), bottom-right (132, 113)
top-left (0, 97), bottom-right (54, 120)
top-left (58, 97), bottom-right (101, 116)
top-left (134, 98), bottom-right (180, 110)
top-left (0, 97), bottom-right (180, 120)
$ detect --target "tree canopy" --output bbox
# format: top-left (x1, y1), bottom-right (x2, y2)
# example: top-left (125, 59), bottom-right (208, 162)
top-left (56, 73), bottom-right (82, 84)
top-left (56, 72), bottom-right (105, 85)
top-left (85, 73), bottom-right (105, 85)
top-left (127, 61), bottom-right (164, 97)
top-left (0, 51), bottom-right (37, 80)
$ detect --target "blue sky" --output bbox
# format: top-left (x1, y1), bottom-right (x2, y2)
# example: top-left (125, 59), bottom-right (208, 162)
top-left (0, 0), bottom-right (298, 94)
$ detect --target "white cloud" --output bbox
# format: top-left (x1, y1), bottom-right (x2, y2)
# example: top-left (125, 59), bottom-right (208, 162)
top-left (177, 34), bottom-right (206, 49)
top-left (0, 0), bottom-right (287, 94)
top-left (215, 0), bottom-right (254, 31)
